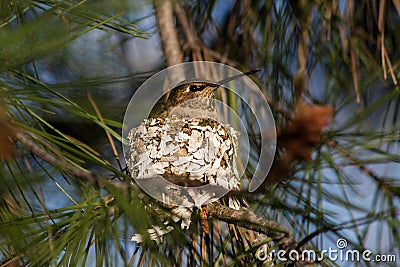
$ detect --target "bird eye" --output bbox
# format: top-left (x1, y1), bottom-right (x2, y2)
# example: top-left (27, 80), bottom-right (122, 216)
top-left (189, 85), bottom-right (199, 92)
top-left (189, 84), bottom-right (206, 92)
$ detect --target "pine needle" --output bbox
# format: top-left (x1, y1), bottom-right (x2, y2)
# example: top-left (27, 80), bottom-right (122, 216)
top-left (87, 93), bottom-right (122, 170)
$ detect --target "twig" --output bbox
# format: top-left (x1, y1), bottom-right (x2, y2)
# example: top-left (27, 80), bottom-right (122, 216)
top-left (173, 2), bottom-right (199, 54)
top-left (347, 0), bottom-right (360, 103)
top-left (201, 48), bottom-right (238, 67)
top-left (1, 256), bottom-right (22, 267)
top-left (206, 202), bottom-right (319, 266)
top-left (384, 49), bottom-right (398, 85)
top-left (173, 2), bottom-right (239, 67)
top-left (14, 130), bottom-right (98, 185)
top-left (154, 0), bottom-right (183, 84)
top-left (206, 202), bottom-right (296, 250)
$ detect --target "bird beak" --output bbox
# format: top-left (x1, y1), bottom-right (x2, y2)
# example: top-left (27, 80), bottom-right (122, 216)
top-left (216, 69), bottom-right (260, 86)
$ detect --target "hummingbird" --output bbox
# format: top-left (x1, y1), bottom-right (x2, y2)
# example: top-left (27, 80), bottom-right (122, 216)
top-left (127, 70), bottom-right (259, 243)
top-left (128, 69), bottom-right (259, 187)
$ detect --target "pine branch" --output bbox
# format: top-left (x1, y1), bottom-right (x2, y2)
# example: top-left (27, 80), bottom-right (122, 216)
top-left (154, 0), bottom-right (184, 84)
top-left (173, 1), bottom-right (238, 66)
top-left (173, 2), bottom-right (199, 54)
top-left (14, 129), bottom-right (98, 185)
top-left (206, 202), bottom-right (293, 248)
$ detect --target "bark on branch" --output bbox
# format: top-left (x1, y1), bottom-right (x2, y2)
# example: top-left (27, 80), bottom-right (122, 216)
top-left (206, 202), bottom-right (297, 251)
top-left (14, 130), bottom-right (98, 185)
top-left (154, 0), bottom-right (184, 84)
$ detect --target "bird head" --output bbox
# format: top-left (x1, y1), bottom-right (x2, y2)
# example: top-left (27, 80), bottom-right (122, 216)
top-left (165, 81), bottom-right (219, 112)
top-left (165, 70), bottom-right (260, 112)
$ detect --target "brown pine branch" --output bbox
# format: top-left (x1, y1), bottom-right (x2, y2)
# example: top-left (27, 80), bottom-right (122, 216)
top-left (154, 0), bottom-right (184, 84)
top-left (173, 2), bottom-right (199, 55)
top-left (206, 202), bottom-right (293, 247)
top-left (14, 130), bottom-right (98, 185)
top-left (173, 1), bottom-right (238, 66)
